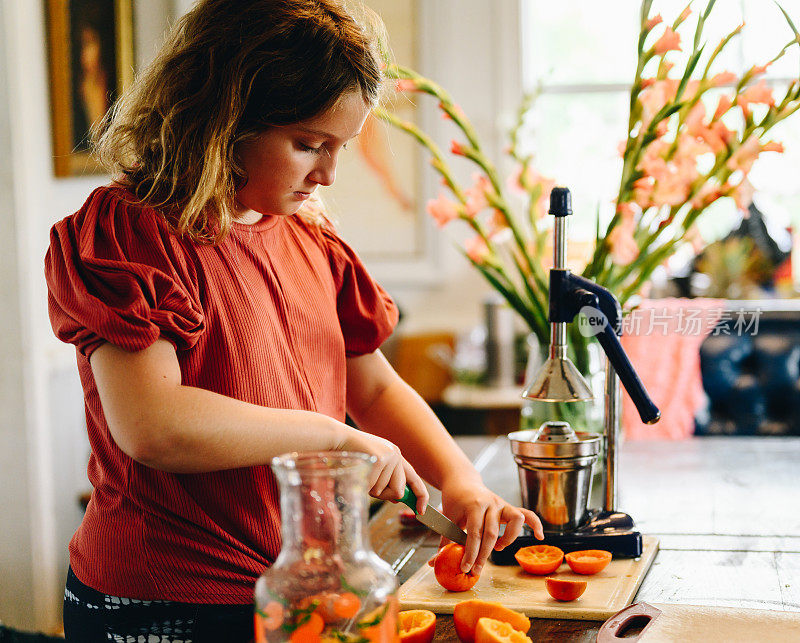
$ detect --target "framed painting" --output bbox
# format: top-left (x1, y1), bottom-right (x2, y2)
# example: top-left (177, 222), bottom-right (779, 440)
top-left (45, 0), bottom-right (134, 176)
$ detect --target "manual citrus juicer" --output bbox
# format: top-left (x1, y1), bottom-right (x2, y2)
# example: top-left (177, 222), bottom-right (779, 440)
top-left (491, 187), bottom-right (661, 562)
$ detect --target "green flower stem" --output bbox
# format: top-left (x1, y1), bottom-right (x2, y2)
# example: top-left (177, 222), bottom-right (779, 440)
top-left (373, 107), bottom-right (468, 204)
top-left (701, 24), bottom-right (744, 80)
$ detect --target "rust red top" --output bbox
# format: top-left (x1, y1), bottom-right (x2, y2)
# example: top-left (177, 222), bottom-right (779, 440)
top-left (45, 185), bottom-right (398, 603)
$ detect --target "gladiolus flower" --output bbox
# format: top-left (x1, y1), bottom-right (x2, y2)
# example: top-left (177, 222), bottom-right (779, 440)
top-left (653, 27), bottom-right (681, 55)
top-left (464, 236), bottom-right (491, 264)
top-left (699, 121), bottom-right (734, 154)
top-left (691, 184), bottom-right (723, 210)
top-left (607, 216), bottom-right (639, 265)
top-left (639, 79), bottom-right (680, 126)
top-left (645, 15), bottom-right (663, 30)
top-left (678, 4), bottom-right (691, 22)
top-left (730, 177), bottom-right (755, 211)
top-left (426, 193), bottom-right (461, 227)
top-left (616, 202), bottom-right (637, 220)
top-left (463, 173), bottom-right (492, 216)
top-left (713, 95), bottom-right (732, 120)
top-left (710, 71), bottom-right (737, 87)
top-left (727, 136), bottom-right (762, 174)
top-left (748, 62), bottom-right (772, 77)
top-left (762, 141), bottom-right (784, 153)
top-left (395, 79), bottom-right (418, 92)
top-left (450, 140), bottom-right (467, 156)
top-left (486, 209), bottom-right (509, 236)
top-left (507, 166), bottom-right (555, 218)
top-left (738, 79), bottom-right (775, 107)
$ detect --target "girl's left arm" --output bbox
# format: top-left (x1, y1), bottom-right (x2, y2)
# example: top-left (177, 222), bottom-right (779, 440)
top-left (346, 350), bottom-right (543, 574)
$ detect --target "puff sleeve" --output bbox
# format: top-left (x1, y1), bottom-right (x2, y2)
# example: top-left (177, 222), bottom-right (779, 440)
top-left (322, 226), bottom-right (399, 357)
top-left (44, 187), bottom-right (205, 358)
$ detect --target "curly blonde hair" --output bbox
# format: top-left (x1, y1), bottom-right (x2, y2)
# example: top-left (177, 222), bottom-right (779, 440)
top-left (93, 0), bottom-right (386, 242)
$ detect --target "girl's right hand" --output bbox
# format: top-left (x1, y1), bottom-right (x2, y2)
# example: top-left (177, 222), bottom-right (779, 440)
top-left (337, 425), bottom-right (429, 515)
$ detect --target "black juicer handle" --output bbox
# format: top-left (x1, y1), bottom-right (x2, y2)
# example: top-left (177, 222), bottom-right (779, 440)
top-left (550, 270), bottom-right (661, 425)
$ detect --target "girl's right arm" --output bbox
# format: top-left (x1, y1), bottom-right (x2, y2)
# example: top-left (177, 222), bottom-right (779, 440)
top-left (90, 338), bottom-right (429, 510)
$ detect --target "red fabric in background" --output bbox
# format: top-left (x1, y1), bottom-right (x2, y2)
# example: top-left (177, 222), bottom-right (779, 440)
top-left (621, 298), bottom-right (724, 440)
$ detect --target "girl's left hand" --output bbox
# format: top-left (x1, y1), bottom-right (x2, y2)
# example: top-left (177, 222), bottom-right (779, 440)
top-left (438, 476), bottom-right (544, 575)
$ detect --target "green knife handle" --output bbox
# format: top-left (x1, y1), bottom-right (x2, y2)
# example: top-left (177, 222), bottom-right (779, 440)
top-left (398, 485), bottom-right (418, 513)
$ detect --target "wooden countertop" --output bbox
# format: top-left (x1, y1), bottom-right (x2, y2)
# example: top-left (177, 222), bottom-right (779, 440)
top-left (368, 436), bottom-right (800, 641)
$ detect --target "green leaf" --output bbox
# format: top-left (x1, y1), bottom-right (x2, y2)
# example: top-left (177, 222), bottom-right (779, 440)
top-left (774, 1), bottom-right (800, 76)
top-left (357, 601), bottom-right (390, 628)
top-left (340, 575), bottom-right (370, 598)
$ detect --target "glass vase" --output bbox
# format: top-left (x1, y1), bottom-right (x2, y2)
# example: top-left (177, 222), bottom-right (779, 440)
top-left (520, 329), bottom-right (606, 435)
top-left (255, 452), bottom-right (399, 643)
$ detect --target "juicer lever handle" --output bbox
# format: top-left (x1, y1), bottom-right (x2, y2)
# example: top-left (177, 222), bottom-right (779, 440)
top-left (595, 323), bottom-right (661, 425)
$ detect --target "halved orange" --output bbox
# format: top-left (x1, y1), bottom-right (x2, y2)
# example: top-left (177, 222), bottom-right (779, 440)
top-left (453, 600), bottom-right (530, 643)
top-left (544, 577), bottom-right (587, 601)
top-left (513, 544), bottom-right (564, 575)
top-left (474, 617), bottom-right (533, 643)
top-left (399, 609), bottom-right (436, 643)
top-left (565, 549), bottom-right (612, 575)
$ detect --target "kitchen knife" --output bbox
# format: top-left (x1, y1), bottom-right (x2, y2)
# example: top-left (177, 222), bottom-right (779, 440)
top-left (398, 486), bottom-right (467, 545)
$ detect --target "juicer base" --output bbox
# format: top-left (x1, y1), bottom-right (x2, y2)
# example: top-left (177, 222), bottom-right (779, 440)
top-left (490, 510), bottom-right (644, 563)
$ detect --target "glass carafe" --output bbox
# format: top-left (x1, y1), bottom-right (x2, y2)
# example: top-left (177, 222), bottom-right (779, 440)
top-left (255, 451), bottom-right (399, 642)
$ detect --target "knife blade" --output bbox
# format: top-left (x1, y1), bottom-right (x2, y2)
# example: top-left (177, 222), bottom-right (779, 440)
top-left (398, 486), bottom-right (467, 546)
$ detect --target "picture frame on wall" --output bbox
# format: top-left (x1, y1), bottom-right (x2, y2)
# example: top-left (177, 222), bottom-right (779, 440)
top-left (45, 0), bottom-right (134, 177)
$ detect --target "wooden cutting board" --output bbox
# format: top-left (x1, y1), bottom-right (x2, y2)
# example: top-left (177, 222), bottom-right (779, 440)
top-left (597, 602), bottom-right (800, 642)
top-left (398, 536), bottom-right (659, 621)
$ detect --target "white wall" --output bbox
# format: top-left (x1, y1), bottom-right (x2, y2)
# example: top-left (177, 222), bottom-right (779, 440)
top-left (0, 0), bottom-right (521, 631)
top-left (0, 0), bottom-right (173, 631)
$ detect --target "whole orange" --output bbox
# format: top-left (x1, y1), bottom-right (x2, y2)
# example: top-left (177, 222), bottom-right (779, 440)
top-left (433, 543), bottom-right (480, 592)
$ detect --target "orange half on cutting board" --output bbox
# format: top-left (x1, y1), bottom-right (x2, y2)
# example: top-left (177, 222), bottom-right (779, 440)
top-left (474, 617), bottom-right (533, 643)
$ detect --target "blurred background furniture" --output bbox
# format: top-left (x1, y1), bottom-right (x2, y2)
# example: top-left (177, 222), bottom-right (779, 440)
top-left (696, 300), bottom-right (800, 436)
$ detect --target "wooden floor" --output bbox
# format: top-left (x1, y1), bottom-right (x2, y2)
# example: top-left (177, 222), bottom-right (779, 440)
top-left (369, 436), bottom-right (800, 640)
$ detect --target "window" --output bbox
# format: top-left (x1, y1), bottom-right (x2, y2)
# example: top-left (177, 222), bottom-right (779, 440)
top-left (519, 0), bottom-right (800, 245)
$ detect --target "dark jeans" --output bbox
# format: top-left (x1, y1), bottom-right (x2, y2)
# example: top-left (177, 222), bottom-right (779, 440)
top-left (63, 567), bottom-right (254, 642)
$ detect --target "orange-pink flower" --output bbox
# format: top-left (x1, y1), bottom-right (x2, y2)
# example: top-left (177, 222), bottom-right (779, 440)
top-left (486, 209), bottom-right (509, 237)
top-left (690, 183), bottom-right (723, 210)
top-left (464, 235), bottom-right (491, 264)
top-left (727, 136), bottom-right (762, 174)
top-left (762, 140), bottom-right (785, 153)
top-left (507, 166), bottom-right (555, 218)
top-left (645, 15), bottom-right (663, 30)
top-left (395, 79), bottom-right (418, 92)
top-left (713, 95), bottom-right (733, 120)
top-left (426, 193), bottom-right (461, 227)
top-left (639, 79), bottom-right (679, 126)
top-left (738, 79), bottom-right (775, 107)
top-left (653, 27), bottom-right (681, 55)
top-left (748, 62), bottom-right (772, 77)
top-left (710, 71), bottom-right (737, 87)
top-left (463, 173), bottom-right (492, 217)
top-left (699, 120), bottom-right (734, 154)
top-left (607, 215), bottom-right (639, 265)
top-left (677, 4), bottom-right (692, 22)
top-left (450, 140), bottom-right (467, 156)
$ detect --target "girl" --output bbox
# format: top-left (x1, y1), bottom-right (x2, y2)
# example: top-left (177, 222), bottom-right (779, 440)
top-left (45, 0), bottom-right (544, 640)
